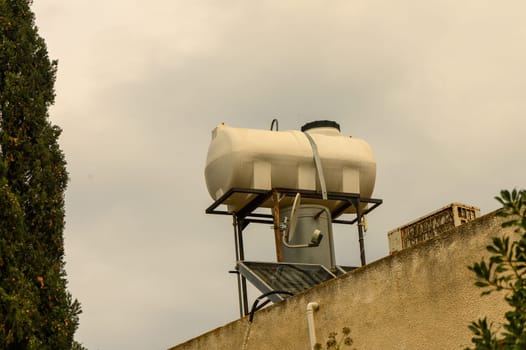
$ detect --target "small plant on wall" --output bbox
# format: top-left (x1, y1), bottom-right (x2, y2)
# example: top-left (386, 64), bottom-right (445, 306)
top-left (314, 327), bottom-right (355, 350)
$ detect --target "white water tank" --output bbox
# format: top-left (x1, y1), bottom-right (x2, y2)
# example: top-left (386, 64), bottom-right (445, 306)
top-left (204, 121), bottom-right (376, 212)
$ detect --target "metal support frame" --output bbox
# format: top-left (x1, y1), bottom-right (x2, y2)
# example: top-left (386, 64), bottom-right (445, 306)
top-left (351, 198), bottom-right (366, 266)
top-left (232, 215), bottom-right (249, 317)
top-left (206, 187), bottom-right (382, 316)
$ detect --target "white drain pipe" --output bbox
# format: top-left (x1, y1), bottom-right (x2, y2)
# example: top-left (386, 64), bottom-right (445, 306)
top-left (306, 302), bottom-right (319, 350)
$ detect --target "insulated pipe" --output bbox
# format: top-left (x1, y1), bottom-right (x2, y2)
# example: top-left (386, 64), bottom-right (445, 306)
top-left (306, 302), bottom-right (319, 350)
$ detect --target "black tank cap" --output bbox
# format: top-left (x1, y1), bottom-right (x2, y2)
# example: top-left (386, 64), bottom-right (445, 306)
top-left (301, 120), bottom-right (341, 132)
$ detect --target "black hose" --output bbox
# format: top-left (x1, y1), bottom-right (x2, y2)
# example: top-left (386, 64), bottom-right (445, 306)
top-left (249, 290), bottom-right (293, 323)
top-left (270, 119), bottom-right (279, 131)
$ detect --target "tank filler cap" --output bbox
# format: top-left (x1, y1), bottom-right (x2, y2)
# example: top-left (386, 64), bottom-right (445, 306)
top-left (301, 120), bottom-right (341, 132)
top-left (301, 120), bottom-right (341, 136)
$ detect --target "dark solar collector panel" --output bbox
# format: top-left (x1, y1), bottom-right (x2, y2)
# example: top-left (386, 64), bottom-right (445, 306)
top-left (237, 261), bottom-right (337, 303)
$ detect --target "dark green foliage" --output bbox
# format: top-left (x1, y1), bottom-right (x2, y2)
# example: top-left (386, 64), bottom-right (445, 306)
top-left (314, 327), bottom-right (355, 350)
top-left (72, 341), bottom-right (88, 350)
top-left (467, 189), bottom-right (526, 349)
top-left (0, 1), bottom-right (81, 348)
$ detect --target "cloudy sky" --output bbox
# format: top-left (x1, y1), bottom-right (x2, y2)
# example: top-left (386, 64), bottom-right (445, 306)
top-left (31, 1), bottom-right (526, 349)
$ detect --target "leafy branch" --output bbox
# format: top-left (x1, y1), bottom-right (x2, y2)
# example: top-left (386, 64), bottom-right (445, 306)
top-left (314, 327), bottom-right (355, 350)
top-left (466, 189), bottom-right (526, 349)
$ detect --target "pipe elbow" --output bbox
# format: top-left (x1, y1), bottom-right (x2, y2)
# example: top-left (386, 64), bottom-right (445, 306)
top-left (307, 302), bottom-right (319, 313)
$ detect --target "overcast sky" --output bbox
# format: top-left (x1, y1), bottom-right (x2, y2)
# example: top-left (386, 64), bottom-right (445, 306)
top-left (31, 1), bottom-right (526, 349)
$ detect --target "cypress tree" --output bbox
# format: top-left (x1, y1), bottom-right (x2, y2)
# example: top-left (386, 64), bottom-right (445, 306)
top-left (0, 1), bottom-right (81, 348)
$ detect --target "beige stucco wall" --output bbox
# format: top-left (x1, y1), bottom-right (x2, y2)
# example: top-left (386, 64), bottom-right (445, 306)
top-left (170, 211), bottom-right (512, 350)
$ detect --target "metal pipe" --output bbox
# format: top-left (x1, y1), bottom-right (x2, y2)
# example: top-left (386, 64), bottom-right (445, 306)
top-left (282, 228), bottom-right (323, 248)
top-left (306, 302), bottom-right (319, 350)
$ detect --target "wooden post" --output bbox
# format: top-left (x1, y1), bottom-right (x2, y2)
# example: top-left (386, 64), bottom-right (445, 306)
top-left (272, 190), bottom-right (284, 262)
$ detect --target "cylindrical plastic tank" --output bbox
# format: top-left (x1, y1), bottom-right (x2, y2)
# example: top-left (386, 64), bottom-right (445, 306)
top-left (204, 121), bottom-right (376, 212)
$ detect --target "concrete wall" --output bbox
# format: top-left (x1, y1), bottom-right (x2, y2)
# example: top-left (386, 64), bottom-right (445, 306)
top-left (170, 211), bottom-right (512, 350)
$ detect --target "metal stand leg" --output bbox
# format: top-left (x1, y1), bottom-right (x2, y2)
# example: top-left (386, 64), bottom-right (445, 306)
top-left (233, 215), bottom-right (249, 317)
top-left (352, 199), bottom-right (366, 266)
